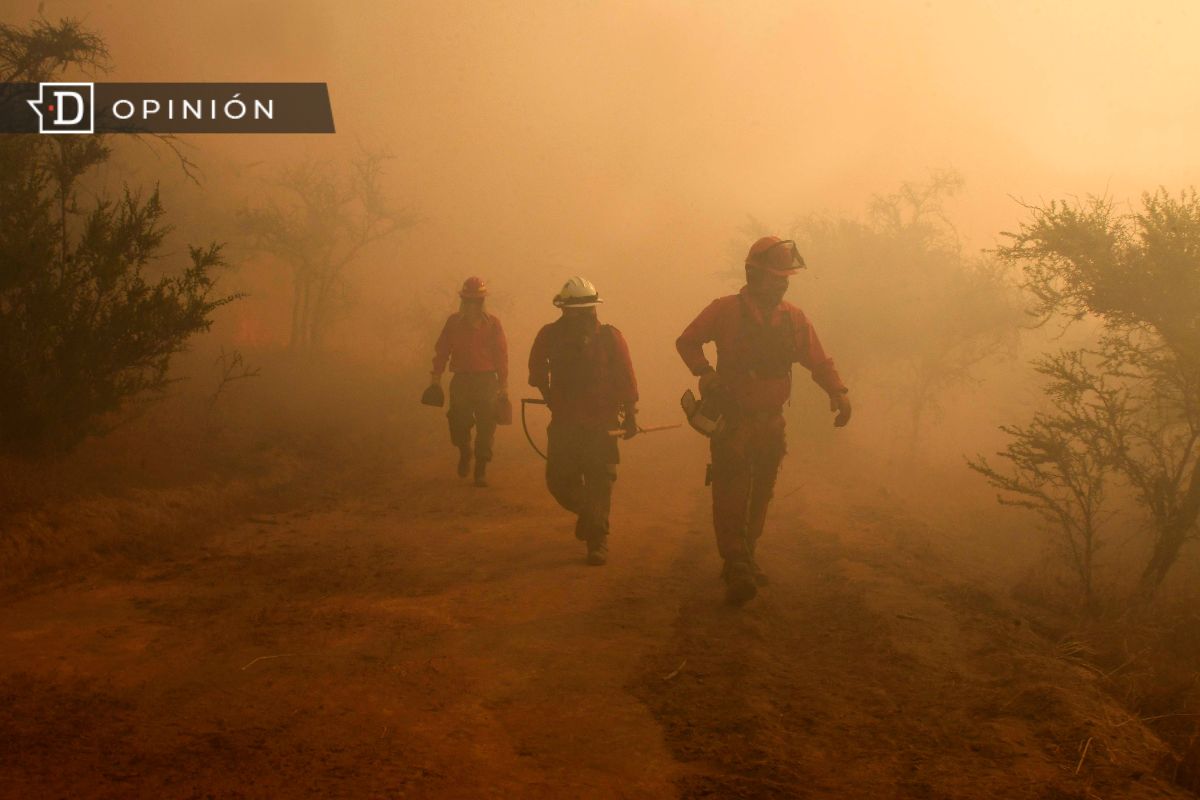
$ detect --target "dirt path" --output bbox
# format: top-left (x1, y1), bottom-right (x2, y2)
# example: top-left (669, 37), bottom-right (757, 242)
top-left (0, 440), bottom-right (1190, 799)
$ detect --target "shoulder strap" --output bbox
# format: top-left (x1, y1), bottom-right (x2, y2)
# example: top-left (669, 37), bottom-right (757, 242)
top-left (600, 324), bottom-right (618, 355)
top-left (786, 306), bottom-right (808, 351)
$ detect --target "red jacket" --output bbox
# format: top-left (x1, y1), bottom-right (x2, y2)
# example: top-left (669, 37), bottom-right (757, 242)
top-left (432, 312), bottom-right (508, 383)
top-left (676, 287), bottom-right (845, 412)
top-left (528, 317), bottom-right (638, 427)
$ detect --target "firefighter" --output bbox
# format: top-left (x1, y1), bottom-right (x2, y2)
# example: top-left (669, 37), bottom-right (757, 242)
top-left (429, 277), bottom-right (509, 487)
top-left (676, 237), bottom-right (851, 605)
top-left (528, 277), bottom-right (639, 566)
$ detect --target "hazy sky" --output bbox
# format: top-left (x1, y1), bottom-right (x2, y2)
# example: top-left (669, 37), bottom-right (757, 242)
top-left (11, 1), bottom-right (1200, 399)
top-left (30, 1), bottom-right (1200, 235)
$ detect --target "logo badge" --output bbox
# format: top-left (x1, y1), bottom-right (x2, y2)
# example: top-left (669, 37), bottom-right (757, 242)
top-left (27, 82), bottom-right (94, 134)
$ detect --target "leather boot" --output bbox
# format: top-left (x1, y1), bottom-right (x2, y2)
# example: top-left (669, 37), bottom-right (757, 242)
top-left (586, 536), bottom-right (608, 566)
top-left (747, 539), bottom-right (768, 586)
top-left (723, 559), bottom-right (757, 606)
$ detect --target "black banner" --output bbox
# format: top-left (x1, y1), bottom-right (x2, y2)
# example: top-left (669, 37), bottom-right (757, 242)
top-left (0, 82), bottom-right (335, 134)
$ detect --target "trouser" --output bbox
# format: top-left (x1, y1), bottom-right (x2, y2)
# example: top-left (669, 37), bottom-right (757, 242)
top-left (447, 372), bottom-right (499, 463)
top-left (545, 421), bottom-right (619, 544)
top-left (710, 411), bottom-right (787, 562)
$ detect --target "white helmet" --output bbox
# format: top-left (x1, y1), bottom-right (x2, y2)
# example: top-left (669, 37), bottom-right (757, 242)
top-left (552, 276), bottom-right (603, 308)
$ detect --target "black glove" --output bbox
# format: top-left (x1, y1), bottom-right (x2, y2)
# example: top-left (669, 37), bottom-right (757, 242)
top-left (698, 367), bottom-right (722, 397)
top-left (830, 392), bottom-right (851, 427)
top-left (621, 407), bottom-right (639, 440)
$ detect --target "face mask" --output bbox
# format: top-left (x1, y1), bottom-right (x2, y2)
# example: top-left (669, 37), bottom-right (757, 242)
top-left (767, 283), bottom-right (788, 303)
top-left (749, 276), bottom-right (787, 307)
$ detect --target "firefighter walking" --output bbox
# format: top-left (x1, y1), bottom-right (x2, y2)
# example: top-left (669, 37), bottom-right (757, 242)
top-left (528, 277), bottom-right (639, 566)
top-left (429, 277), bottom-right (509, 487)
top-left (676, 237), bottom-right (851, 605)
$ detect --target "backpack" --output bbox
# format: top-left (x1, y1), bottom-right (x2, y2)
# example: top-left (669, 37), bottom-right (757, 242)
top-left (548, 322), bottom-right (620, 397)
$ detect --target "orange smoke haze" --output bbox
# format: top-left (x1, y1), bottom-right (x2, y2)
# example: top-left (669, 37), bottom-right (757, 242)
top-left (11, 0), bottom-right (1200, 436)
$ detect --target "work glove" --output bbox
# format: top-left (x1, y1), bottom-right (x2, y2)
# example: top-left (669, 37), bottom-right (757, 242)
top-left (621, 407), bottom-right (639, 440)
top-left (830, 392), bottom-right (852, 427)
top-left (698, 367), bottom-right (722, 397)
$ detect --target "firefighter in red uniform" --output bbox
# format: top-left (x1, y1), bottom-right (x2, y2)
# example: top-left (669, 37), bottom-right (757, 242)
top-left (430, 277), bottom-right (509, 487)
top-left (528, 277), bottom-right (639, 566)
top-left (676, 237), bottom-right (851, 605)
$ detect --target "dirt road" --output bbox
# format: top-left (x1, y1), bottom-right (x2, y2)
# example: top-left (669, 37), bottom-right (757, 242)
top-left (0, 436), bottom-right (1190, 798)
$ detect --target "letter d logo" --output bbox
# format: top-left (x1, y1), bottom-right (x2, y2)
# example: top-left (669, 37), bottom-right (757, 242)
top-left (28, 82), bottom-right (94, 134)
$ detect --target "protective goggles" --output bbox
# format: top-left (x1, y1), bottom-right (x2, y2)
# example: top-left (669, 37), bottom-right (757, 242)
top-left (750, 239), bottom-right (807, 274)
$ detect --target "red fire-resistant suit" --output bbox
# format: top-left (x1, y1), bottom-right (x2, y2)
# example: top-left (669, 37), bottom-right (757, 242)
top-left (433, 312), bottom-right (508, 383)
top-left (676, 287), bottom-right (846, 562)
top-left (433, 312), bottom-right (508, 463)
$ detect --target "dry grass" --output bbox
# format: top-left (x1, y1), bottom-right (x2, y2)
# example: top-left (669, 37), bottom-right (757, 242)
top-left (0, 349), bottom-right (429, 589)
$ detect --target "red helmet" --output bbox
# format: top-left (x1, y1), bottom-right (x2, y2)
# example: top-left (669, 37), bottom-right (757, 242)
top-left (459, 276), bottom-right (488, 298)
top-left (745, 236), bottom-right (805, 276)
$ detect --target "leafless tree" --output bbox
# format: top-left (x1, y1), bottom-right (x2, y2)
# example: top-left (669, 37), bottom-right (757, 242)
top-left (238, 151), bottom-right (415, 354)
